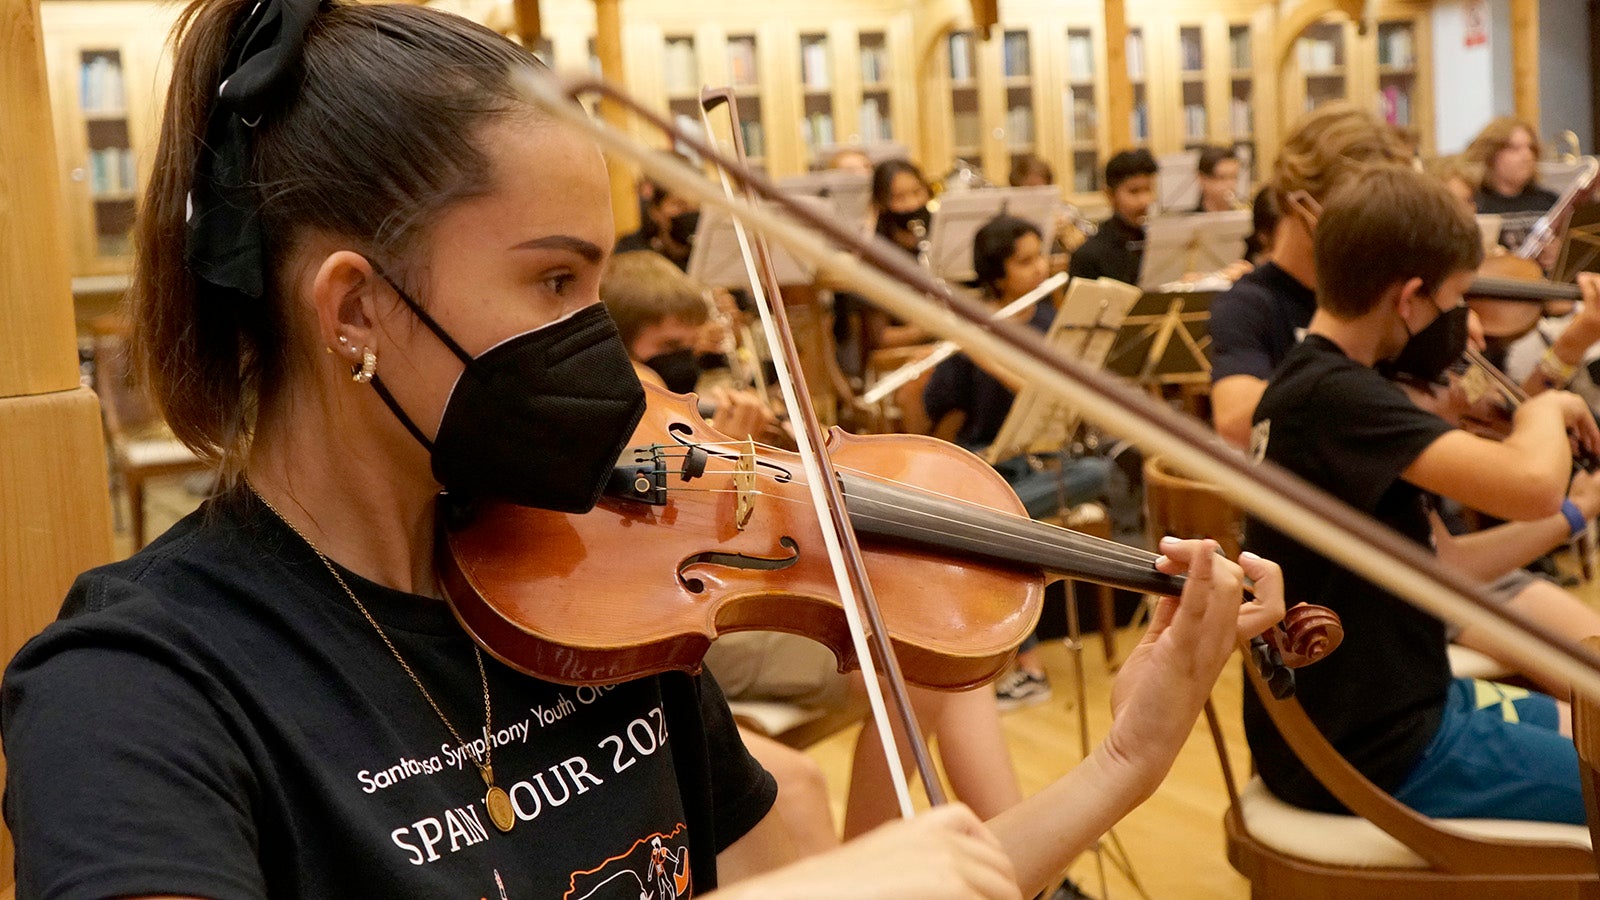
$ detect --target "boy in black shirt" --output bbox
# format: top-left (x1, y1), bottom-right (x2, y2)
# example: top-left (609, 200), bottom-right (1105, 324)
top-left (1068, 149), bottom-right (1157, 286)
top-left (1245, 165), bottom-right (1600, 823)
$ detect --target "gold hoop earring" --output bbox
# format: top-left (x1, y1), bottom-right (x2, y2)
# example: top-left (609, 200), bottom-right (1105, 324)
top-left (352, 348), bottom-right (377, 384)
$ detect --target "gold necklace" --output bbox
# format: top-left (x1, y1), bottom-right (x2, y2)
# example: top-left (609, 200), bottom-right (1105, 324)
top-left (250, 487), bottom-right (517, 833)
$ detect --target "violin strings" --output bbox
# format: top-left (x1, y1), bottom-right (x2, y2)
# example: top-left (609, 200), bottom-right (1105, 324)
top-left (652, 456), bottom-right (1161, 567)
top-left (648, 472), bottom-right (1161, 570)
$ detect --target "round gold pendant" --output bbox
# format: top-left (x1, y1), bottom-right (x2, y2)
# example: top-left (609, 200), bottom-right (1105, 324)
top-left (485, 785), bottom-right (515, 833)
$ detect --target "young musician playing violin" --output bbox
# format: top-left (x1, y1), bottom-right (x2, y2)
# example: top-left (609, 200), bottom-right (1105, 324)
top-left (601, 250), bottom-right (776, 445)
top-left (1464, 117), bottom-right (1559, 259)
top-left (615, 178), bottom-right (701, 270)
top-left (925, 215), bottom-right (1111, 708)
top-left (1245, 164), bottom-right (1600, 823)
top-left (2, 2), bottom-right (1286, 897)
top-left (600, 248), bottom-right (1033, 850)
top-left (1210, 103), bottom-right (1413, 449)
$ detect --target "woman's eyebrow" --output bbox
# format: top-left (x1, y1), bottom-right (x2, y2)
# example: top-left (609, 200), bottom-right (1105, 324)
top-left (509, 234), bottom-right (604, 262)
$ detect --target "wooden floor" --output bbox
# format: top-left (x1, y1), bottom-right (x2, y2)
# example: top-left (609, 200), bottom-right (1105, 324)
top-left (804, 630), bottom-right (1257, 900)
top-left (119, 475), bottom-right (1600, 899)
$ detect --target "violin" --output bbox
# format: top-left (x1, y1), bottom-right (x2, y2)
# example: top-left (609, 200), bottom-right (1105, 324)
top-left (438, 385), bottom-right (1343, 691)
top-left (1466, 254), bottom-right (1580, 342)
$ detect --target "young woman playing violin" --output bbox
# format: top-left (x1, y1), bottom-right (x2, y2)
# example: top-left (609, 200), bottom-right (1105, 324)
top-left (2, 2), bottom-right (1284, 897)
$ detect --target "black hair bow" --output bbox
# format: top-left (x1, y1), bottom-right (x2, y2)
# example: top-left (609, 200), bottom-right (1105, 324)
top-left (185, 0), bottom-right (320, 301)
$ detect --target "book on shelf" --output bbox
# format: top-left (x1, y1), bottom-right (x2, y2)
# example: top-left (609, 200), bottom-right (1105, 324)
top-left (1002, 31), bottom-right (1030, 78)
top-left (1297, 37), bottom-right (1339, 72)
top-left (728, 37), bottom-right (758, 86)
top-left (1069, 96), bottom-right (1097, 142)
top-left (802, 111), bottom-right (836, 148)
top-left (1185, 104), bottom-right (1206, 141)
top-left (1230, 98), bottom-right (1253, 137)
top-left (859, 97), bottom-right (890, 143)
top-left (88, 146), bottom-right (136, 195)
top-left (1379, 26), bottom-right (1414, 68)
top-left (949, 32), bottom-right (972, 81)
top-left (79, 55), bottom-right (126, 114)
top-left (1131, 105), bottom-right (1149, 142)
top-left (860, 41), bottom-right (888, 84)
top-left (1229, 28), bottom-right (1251, 71)
top-left (741, 119), bottom-right (765, 159)
top-left (664, 39), bottom-right (697, 95)
top-left (1066, 32), bottom-right (1094, 81)
top-left (1180, 30), bottom-right (1203, 72)
top-left (1006, 106), bottom-right (1034, 147)
top-left (1074, 167), bottom-right (1096, 193)
top-left (1125, 32), bottom-right (1145, 80)
top-left (802, 39), bottom-right (830, 89)
top-left (1379, 86), bottom-right (1411, 126)
top-left (953, 109), bottom-right (982, 151)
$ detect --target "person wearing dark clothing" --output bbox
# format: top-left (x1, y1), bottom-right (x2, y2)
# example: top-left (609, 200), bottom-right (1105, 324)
top-left (1067, 149), bottom-right (1157, 286)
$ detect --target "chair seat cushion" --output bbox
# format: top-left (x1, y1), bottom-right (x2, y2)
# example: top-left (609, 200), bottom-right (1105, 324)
top-left (727, 700), bottom-right (826, 738)
top-left (1447, 643), bottom-right (1514, 681)
top-left (121, 439), bottom-right (200, 468)
top-left (1237, 777), bottom-right (1591, 869)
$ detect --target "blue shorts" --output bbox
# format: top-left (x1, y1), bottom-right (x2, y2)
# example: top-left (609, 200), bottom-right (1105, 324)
top-left (1392, 678), bottom-right (1581, 823)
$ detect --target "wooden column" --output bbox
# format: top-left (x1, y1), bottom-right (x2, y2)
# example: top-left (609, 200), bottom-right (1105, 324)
top-left (593, 0), bottom-right (638, 237)
top-left (1103, 0), bottom-right (1132, 151)
top-left (511, 0), bottom-right (541, 48)
top-left (0, 0), bottom-right (115, 884)
top-left (1511, 0), bottom-right (1539, 127)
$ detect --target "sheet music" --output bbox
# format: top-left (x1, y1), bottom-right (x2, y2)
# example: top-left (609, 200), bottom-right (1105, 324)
top-left (925, 186), bottom-right (1062, 283)
top-left (983, 277), bottom-right (1142, 463)
top-left (686, 195), bottom-right (832, 289)
top-left (1137, 210), bottom-right (1252, 289)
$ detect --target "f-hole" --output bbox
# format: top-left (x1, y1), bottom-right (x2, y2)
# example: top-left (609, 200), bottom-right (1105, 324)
top-left (677, 536), bottom-right (801, 593)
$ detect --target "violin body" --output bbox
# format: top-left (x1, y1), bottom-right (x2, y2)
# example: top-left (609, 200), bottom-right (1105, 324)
top-left (439, 386), bottom-right (1043, 689)
top-left (1468, 252), bottom-right (1581, 342)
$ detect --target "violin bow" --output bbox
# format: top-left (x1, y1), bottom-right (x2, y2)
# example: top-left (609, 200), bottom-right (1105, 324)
top-left (516, 70), bottom-right (1600, 705)
top-left (696, 87), bottom-right (943, 814)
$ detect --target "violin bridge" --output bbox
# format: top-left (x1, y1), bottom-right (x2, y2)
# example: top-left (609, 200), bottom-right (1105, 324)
top-left (734, 439), bottom-right (756, 530)
top-left (1459, 365), bottom-right (1493, 404)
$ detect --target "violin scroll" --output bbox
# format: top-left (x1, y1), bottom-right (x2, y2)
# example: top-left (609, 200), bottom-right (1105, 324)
top-left (1264, 602), bottom-right (1345, 669)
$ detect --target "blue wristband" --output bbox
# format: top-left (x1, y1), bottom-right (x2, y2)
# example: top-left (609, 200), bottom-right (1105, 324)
top-left (1562, 498), bottom-right (1588, 537)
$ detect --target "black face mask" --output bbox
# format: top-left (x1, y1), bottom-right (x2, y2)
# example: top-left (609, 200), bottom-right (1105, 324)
top-left (1383, 303), bottom-right (1470, 384)
top-left (668, 211), bottom-right (700, 247)
top-left (881, 206), bottom-right (931, 234)
top-left (644, 347), bottom-right (701, 394)
top-left (369, 278), bottom-right (646, 513)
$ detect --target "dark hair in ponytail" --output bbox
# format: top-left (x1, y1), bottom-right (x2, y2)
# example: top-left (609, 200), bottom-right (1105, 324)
top-left (134, 0), bottom-right (539, 479)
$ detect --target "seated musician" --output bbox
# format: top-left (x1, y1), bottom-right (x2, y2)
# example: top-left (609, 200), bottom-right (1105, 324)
top-left (1210, 103), bottom-right (1411, 450)
top-left (615, 176), bottom-right (700, 271)
top-left (1425, 154), bottom-right (1486, 214)
top-left (1067, 149), bottom-right (1157, 286)
top-left (601, 250), bottom-right (776, 444)
top-left (1464, 117), bottom-right (1559, 259)
top-left (924, 215), bottom-right (1111, 708)
top-left (2, 3), bottom-right (1288, 897)
top-left (1194, 145), bottom-right (1242, 213)
top-left (1243, 185), bottom-right (1278, 266)
top-left (1245, 164), bottom-right (1600, 823)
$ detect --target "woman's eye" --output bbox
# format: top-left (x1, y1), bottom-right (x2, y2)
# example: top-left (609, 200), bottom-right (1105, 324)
top-left (543, 273), bottom-right (576, 295)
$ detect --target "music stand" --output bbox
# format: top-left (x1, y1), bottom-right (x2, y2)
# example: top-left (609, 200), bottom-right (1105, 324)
top-left (1102, 288), bottom-right (1219, 389)
top-left (1555, 203), bottom-right (1600, 282)
top-left (926, 186), bottom-right (1062, 283)
top-left (686, 195), bottom-right (831, 289)
top-left (983, 277), bottom-right (1142, 464)
top-left (778, 170), bottom-right (872, 230)
top-left (1136, 211), bottom-right (1252, 290)
top-left (1156, 150), bottom-right (1201, 214)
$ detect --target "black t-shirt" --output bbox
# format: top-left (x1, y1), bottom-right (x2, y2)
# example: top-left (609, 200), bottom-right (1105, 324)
top-left (923, 300), bottom-right (1055, 449)
top-left (2, 493), bottom-right (775, 899)
top-left (1476, 184), bottom-right (1558, 252)
top-left (1208, 261), bottom-right (1316, 382)
top-left (1243, 335), bottom-right (1455, 812)
top-left (1067, 215), bottom-right (1144, 286)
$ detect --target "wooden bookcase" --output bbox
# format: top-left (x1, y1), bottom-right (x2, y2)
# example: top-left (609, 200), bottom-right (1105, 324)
top-left (35, 0), bottom-right (1443, 276)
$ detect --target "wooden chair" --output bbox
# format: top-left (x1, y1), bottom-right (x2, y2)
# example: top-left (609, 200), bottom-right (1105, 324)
top-left (1571, 635), bottom-right (1600, 872)
top-left (1143, 454), bottom-right (1243, 556)
top-left (1211, 656), bottom-right (1597, 898)
top-left (89, 329), bottom-right (212, 549)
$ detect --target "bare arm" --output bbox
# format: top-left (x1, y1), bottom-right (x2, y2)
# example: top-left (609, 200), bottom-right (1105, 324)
top-left (1211, 374), bottom-right (1268, 449)
top-left (1523, 274), bottom-right (1600, 396)
top-left (1433, 468), bottom-right (1600, 580)
top-left (1403, 390), bottom-right (1598, 520)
